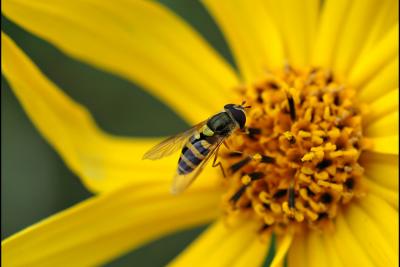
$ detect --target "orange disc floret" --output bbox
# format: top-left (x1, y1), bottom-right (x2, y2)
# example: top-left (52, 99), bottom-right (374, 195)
top-left (221, 66), bottom-right (371, 235)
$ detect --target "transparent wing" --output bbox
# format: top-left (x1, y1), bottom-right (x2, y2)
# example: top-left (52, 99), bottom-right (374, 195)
top-left (142, 121), bottom-right (207, 160)
top-left (171, 136), bottom-right (225, 194)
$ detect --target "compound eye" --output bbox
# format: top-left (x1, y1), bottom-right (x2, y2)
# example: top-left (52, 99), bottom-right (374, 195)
top-left (216, 125), bottom-right (224, 131)
top-left (224, 104), bottom-right (235, 109)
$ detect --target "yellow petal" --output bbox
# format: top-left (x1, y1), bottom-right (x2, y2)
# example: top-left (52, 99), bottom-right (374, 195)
top-left (202, 0), bottom-right (285, 83)
top-left (311, 0), bottom-right (350, 68)
top-left (365, 111), bottom-right (398, 137)
top-left (287, 233), bottom-right (307, 267)
top-left (358, 0), bottom-right (398, 57)
top-left (307, 231), bottom-right (329, 267)
top-left (331, 214), bottom-right (375, 267)
top-left (332, 0), bottom-right (382, 76)
top-left (2, 32), bottom-right (186, 192)
top-left (363, 176), bottom-right (398, 209)
top-left (349, 23), bottom-right (399, 87)
top-left (357, 194), bottom-right (399, 252)
top-left (169, 220), bottom-right (269, 267)
top-left (270, 231), bottom-right (294, 267)
top-left (267, 0), bottom-right (320, 67)
top-left (231, 237), bottom-right (271, 267)
top-left (369, 136), bottom-right (399, 155)
top-left (363, 89), bottom-right (399, 123)
top-left (2, 180), bottom-right (222, 267)
top-left (3, 0), bottom-right (240, 123)
top-left (360, 152), bottom-right (398, 191)
top-left (322, 232), bottom-right (344, 267)
top-left (345, 204), bottom-right (396, 267)
top-left (358, 57), bottom-right (399, 103)
top-left (168, 220), bottom-right (226, 267)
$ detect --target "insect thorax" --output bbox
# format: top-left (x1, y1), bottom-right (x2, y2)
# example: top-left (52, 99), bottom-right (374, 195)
top-left (206, 112), bottom-right (236, 136)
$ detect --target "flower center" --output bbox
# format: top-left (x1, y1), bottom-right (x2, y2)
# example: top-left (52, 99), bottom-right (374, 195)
top-left (221, 66), bottom-right (371, 235)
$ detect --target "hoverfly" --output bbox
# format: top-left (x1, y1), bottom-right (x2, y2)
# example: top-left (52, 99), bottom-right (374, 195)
top-left (143, 103), bottom-right (250, 194)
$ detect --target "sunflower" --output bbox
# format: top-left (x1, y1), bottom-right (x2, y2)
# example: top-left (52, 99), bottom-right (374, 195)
top-left (2, 0), bottom-right (399, 266)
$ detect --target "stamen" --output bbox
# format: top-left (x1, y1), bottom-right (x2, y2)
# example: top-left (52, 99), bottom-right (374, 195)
top-left (230, 185), bottom-right (248, 203)
top-left (326, 71), bottom-right (334, 84)
top-left (298, 130), bottom-right (311, 138)
top-left (256, 90), bottom-right (264, 103)
top-left (344, 178), bottom-right (355, 190)
top-left (288, 187), bottom-right (295, 209)
top-left (317, 180), bottom-right (343, 192)
top-left (301, 152), bottom-right (315, 162)
top-left (316, 159), bottom-right (333, 169)
top-left (273, 189), bottom-right (288, 199)
top-left (287, 94), bottom-right (296, 121)
top-left (241, 175), bottom-right (252, 185)
top-left (260, 155), bottom-right (275, 163)
top-left (317, 212), bottom-right (328, 221)
top-left (230, 156), bottom-right (251, 173)
top-left (267, 81), bottom-right (280, 90)
top-left (320, 192), bottom-right (333, 204)
top-left (283, 131), bottom-right (296, 144)
top-left (248, 172), bottom-right (265, 180)
top-left (232, 172), bottom-right (266, 204)
top-left (227, 152), bottom-right (243, 158)
top-left (247, 127), bottom-right (261, 140)
top-left (258, 224), bottom-right (270, 233)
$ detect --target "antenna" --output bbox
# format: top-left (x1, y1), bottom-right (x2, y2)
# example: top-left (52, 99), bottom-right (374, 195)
top-left (240, 100), bottom-right (251, 109)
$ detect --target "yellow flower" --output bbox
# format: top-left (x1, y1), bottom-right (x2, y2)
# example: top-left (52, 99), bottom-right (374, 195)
top-left (1, 0), bottom-right (398, 266)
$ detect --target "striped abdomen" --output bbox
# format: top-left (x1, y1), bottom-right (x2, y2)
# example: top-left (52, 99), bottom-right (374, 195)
top-left (177, 136), bottom-right (212, 175)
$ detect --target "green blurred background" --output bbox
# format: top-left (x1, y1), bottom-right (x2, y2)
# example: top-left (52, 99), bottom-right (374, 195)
top-left (2, 1), bottom-right (275, 266)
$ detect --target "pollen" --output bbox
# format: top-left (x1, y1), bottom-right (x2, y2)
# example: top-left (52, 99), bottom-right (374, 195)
top-left (221, 67), bottom-right (370, 234)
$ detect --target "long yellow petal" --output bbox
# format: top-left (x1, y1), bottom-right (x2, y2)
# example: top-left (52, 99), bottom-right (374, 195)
top-left (267, 0), bottom-right (319, 67)
top-left (369, 136), bottom-right (399, 155)
top-left (357, 194), bottom-right (399, 252)
top-left (2, 32), bottom-right (181, 193)
top-left (322, 232), bottom-right (344, 267)
top-left (358, 57), bottom-right (399, 103)
top-left (168, 220), bottom-right (226, 267)
top-left (365, 111), bottom-right (398, 137)
top-left (287, 233), bottom-right (307, 267)
top-left (311, 0), bottom-right (350, 68)
top-left (364, 176), bottom-right (398, 209)
top-left (307, 231), bottom-right (328, 267)
top-left (270, 231), bottom-right (294, 267)
top-left (363, 89), bottom-right (399, 124)
top-left (2, 0), bottom-right (239, 122)
top-left (358, 0), bottom-right (398, 58)
top-left (332, 0), bottom-right (381, 76)
top-left (349, 23), bottom-right (399, 87)
top-left (169, 220), bottom-right (270, 267)
top-left (202, 223), bottom-right (262, 267)
top-left (2, 180), bottom-right (222, 267)
top-left (2, 32), bottom-right (224, 193)
top-left (202, 0), bottom-right (285, 83)
top-left (345, 204), bottom-right (396, 267)
top-left (331, 214), bottom-right (375, 267)
top-left (231, 237), bottom-right (271, 267)
top-left (360, 152), bottom-right (398, 191)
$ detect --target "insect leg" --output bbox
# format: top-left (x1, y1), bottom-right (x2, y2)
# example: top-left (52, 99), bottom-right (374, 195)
top-left (212, 146), bottom-right (226, 177)
top-left (223, 141), bottom-right (244, 154)
top-left (236, 127), bottom-right (250, 135)
top-left (223, 140), bottom-right (231, 150)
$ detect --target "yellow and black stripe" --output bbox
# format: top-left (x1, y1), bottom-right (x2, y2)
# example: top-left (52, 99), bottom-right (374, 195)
top-left (178, 135), bottom-right (212, 175)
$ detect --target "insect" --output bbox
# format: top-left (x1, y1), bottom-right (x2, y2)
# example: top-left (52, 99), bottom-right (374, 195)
top-left (143, 102), bottom-right (250, 194)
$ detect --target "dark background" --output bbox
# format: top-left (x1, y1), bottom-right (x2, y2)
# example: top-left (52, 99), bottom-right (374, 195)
top-left (2, 1), bottom-right (276, 266)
